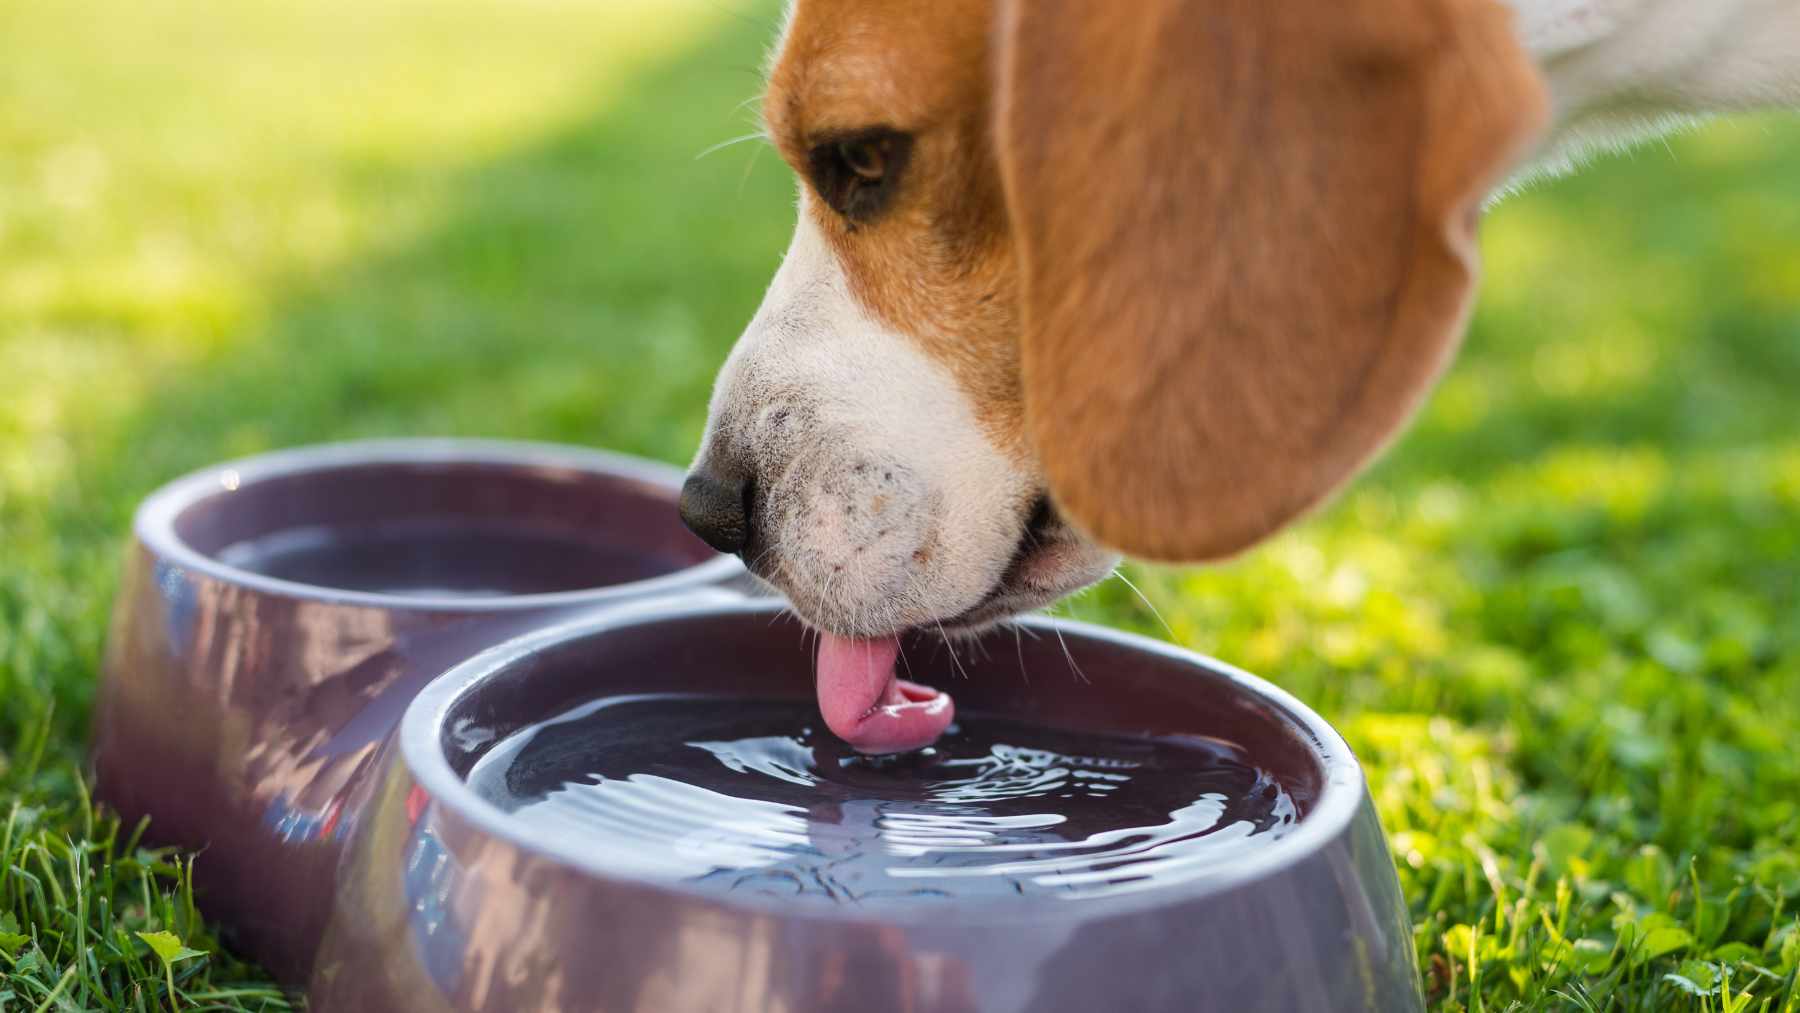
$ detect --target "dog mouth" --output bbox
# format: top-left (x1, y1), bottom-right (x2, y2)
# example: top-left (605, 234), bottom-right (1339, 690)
top-left (930, 494), bottom-right (1062, 632)
top-left (807, 495), bottom-right (1094, 755)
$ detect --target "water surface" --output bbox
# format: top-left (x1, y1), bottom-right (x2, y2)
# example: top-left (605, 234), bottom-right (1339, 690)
top-left (217, 520), bottom-right (676, 596)
top-left (469, 694), bottom-right (1300, 905)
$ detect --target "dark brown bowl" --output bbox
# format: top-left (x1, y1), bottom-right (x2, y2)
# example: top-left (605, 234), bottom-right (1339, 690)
top-left (309, 600), bottom-right (1423, 1012)
top-left (91, 440), bottom-right (742, 982)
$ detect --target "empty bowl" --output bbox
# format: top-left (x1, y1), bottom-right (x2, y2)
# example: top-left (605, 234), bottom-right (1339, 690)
top-left (91, 439), bottom-right (741, 982)
top-left (308, 598), bottom-right (1423, 1012)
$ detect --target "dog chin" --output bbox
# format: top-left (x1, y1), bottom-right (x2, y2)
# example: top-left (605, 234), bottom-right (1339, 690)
top-left (761, 504), bottom-right (1120, 640)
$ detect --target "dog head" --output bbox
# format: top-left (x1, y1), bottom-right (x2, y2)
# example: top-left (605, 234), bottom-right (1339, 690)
top-left (682, 0), bottom-right (1546, 638)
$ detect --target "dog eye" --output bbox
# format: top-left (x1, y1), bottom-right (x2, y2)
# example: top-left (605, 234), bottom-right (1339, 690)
top-left (839, 137), bottom-right (888, 180)
top-left (808, 129), bottom-right (911, 223)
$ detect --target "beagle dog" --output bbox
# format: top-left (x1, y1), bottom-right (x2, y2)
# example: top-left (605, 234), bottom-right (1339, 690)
top-left (678, 0), bottom-right (1800, 752)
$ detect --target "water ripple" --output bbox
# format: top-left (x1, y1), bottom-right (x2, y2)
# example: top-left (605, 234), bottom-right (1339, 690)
top-left (469, 694), bottom-right (1298, 905)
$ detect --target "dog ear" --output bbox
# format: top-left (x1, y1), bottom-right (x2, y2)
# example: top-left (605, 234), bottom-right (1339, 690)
top-left (995, 0), bottom-right (1546, 561)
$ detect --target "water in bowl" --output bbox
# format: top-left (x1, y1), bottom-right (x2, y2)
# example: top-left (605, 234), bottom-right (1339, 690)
top-left (468, 693), bottom-right (1300, 905)
top-left (216, 520), bottom-right (681, 597)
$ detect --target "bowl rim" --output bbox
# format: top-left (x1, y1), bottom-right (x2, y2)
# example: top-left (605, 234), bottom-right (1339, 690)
top-left (399, 597), bottom-right (1370, 926)
top-left (132, 438), bottom-right (743, 613)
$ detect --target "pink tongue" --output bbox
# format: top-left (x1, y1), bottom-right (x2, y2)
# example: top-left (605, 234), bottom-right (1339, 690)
top-left (815, 633), bottom-right (954, 754)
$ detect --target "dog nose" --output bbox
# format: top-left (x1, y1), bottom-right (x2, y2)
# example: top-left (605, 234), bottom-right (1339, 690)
top-left (679, 468), bottom-right (751, 555)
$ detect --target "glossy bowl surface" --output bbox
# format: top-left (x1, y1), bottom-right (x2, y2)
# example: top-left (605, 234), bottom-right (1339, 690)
top-left (92, 440), bottom-right (740, 981)
top-left (310, 599), bottom-right (1423, 1013)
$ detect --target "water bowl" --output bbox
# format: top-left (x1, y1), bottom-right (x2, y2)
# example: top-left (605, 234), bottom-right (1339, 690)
top-left (309, 599), bottom-right (1422, 1012)
top-left (91, 440), bottom-right (742, 981)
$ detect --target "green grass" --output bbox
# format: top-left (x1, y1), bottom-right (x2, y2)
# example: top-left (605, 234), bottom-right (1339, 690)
top-left (1, 1), bottom-right (1796, 1008)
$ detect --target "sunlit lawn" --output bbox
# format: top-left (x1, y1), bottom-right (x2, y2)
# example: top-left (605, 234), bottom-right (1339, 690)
top-left (2, 1), bottom-right (1796, 1008)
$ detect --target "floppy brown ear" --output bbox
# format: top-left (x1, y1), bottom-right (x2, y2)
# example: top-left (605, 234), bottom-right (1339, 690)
top-left (995, 0), bottom-right (1547, 561)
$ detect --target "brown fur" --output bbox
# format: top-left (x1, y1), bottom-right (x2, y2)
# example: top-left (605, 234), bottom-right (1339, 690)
top-left (766, 0), bottom-right (1028, 457)
top-left (768, 0), bottom-right (1547, 560)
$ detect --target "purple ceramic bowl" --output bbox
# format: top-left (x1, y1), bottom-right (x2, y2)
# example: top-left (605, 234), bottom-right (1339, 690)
top-left (309, 599), bottom-right (1423, 1012)
top-left (91, 440), bottom-right (742, 982)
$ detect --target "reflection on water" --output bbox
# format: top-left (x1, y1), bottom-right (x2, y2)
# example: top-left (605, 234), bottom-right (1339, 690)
top-left (469, 695), bottom-right (1298, 905)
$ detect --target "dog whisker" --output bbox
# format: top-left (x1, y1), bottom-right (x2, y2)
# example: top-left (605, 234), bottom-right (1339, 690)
top-left (934, 619), bottom-right (971, 682)
top-left (702, 1), bottom-right (780, 38)
top-left (1050, 620), bottom-right (1089, 685)
top-left (735, 143), bottom-right (767, 198)
top-left (696, 130), bottom-right (771, 161)
top-left (1110, 567), bottom-right (1176, 642)
top-left (971, 636), bottom-right (992, 664)
top-left (1012, 624), bottom-right (1029, 685)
